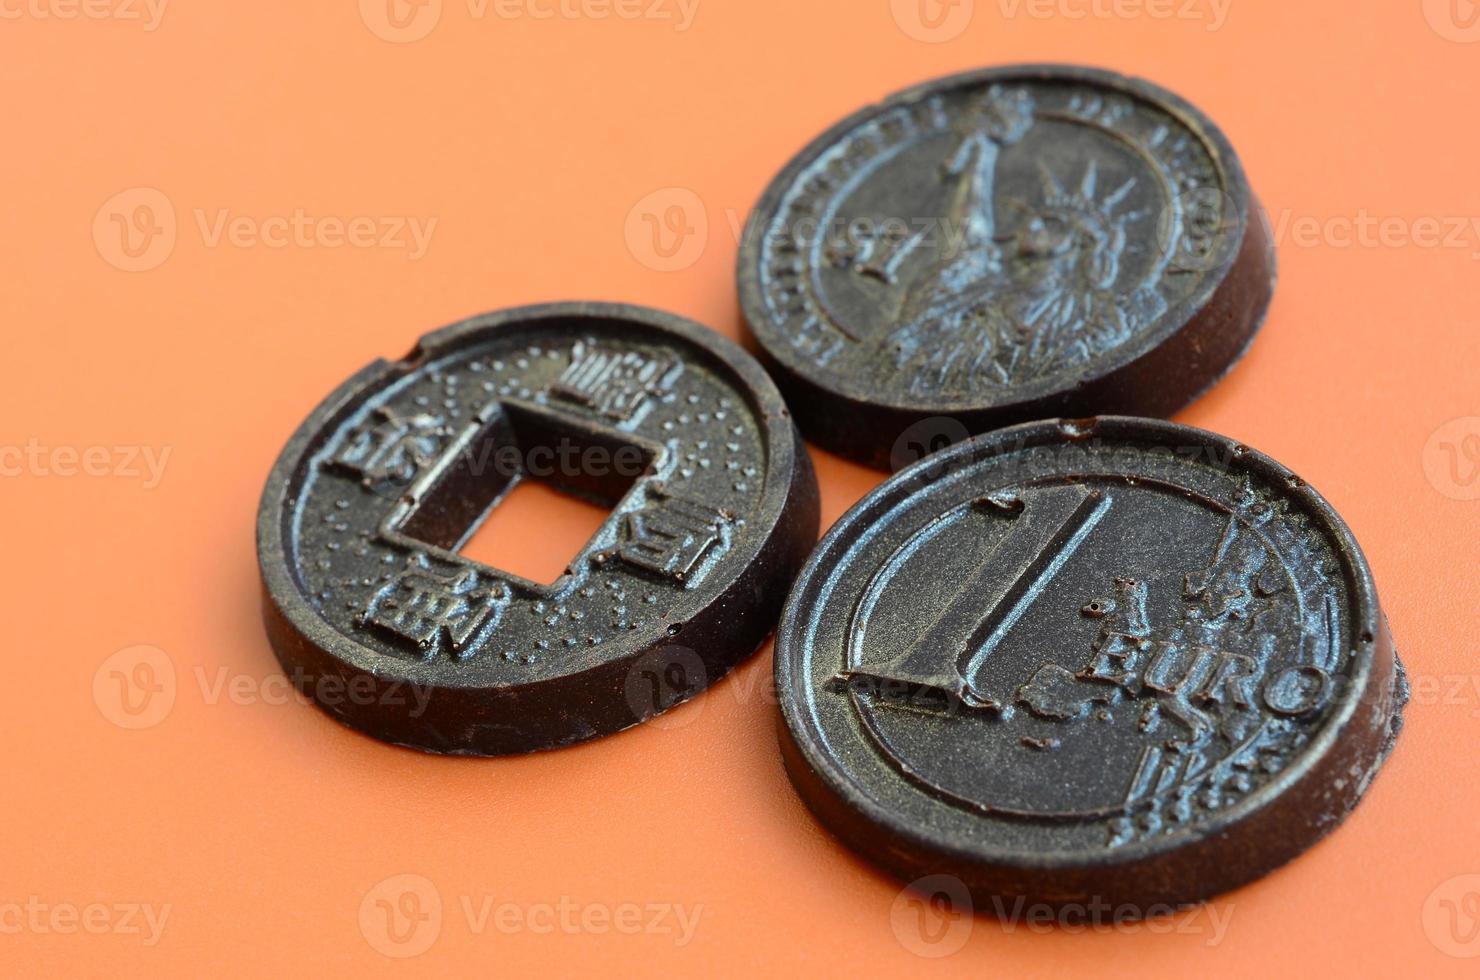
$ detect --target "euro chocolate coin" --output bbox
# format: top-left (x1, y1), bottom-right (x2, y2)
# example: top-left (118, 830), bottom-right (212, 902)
top-left (775, 417), bottom-right (1403, 911)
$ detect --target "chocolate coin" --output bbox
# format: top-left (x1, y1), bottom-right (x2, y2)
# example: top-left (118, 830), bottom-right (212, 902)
top-left (775, 417), bottom-right (1404, 911)
top-left (258, 303), bottom-right (819, 755)
top-left (739, 65), bottom-right (1276, 469)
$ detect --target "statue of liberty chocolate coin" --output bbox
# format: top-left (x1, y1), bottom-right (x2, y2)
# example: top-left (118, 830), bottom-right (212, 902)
top-left (739, 65), bottom-right (1276, 469)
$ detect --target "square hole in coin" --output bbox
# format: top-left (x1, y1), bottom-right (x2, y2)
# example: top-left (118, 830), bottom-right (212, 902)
top-left (460, 480), bottom-right (612, 585)
top-left (393, 400), bottom-right (658, 585)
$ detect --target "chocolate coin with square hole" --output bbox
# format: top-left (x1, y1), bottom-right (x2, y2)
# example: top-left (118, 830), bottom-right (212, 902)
top-left (257, 303), bottom-right (819, 755)
top-left (775, 417), bottom-right (1404, 911)
top-left (738, 64), bottom-right (1276, 469)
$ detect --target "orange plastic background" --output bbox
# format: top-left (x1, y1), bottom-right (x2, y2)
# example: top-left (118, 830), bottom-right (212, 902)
top-left (3, 1), bottom-right (1479, 975)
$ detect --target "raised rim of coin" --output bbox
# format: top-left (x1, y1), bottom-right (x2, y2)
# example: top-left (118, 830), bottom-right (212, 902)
top-left (258, 302), bottom-right (819, 755)
top-left (774, 416), bottom-right (1404, 910)
top-left (738, 64), bottom-right (1276, 469)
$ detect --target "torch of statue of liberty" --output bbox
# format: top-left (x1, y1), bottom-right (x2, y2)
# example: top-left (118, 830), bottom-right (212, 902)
top-left (888, 86), bottom-right (1165, 395)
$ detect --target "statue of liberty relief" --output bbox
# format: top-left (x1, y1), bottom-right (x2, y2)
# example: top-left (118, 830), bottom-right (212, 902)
top-left (887, 86), bottom-right (1167, 395)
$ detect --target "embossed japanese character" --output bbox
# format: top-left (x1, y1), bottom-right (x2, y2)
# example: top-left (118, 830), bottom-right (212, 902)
top-left (363, 557), bottom-right (507, 659)
top-left (616, 487), bottom-right (732, 585)
top-left (548, 341), bottom-right (678, 422)
top-left (330, 407), bottom-right (447, 489)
